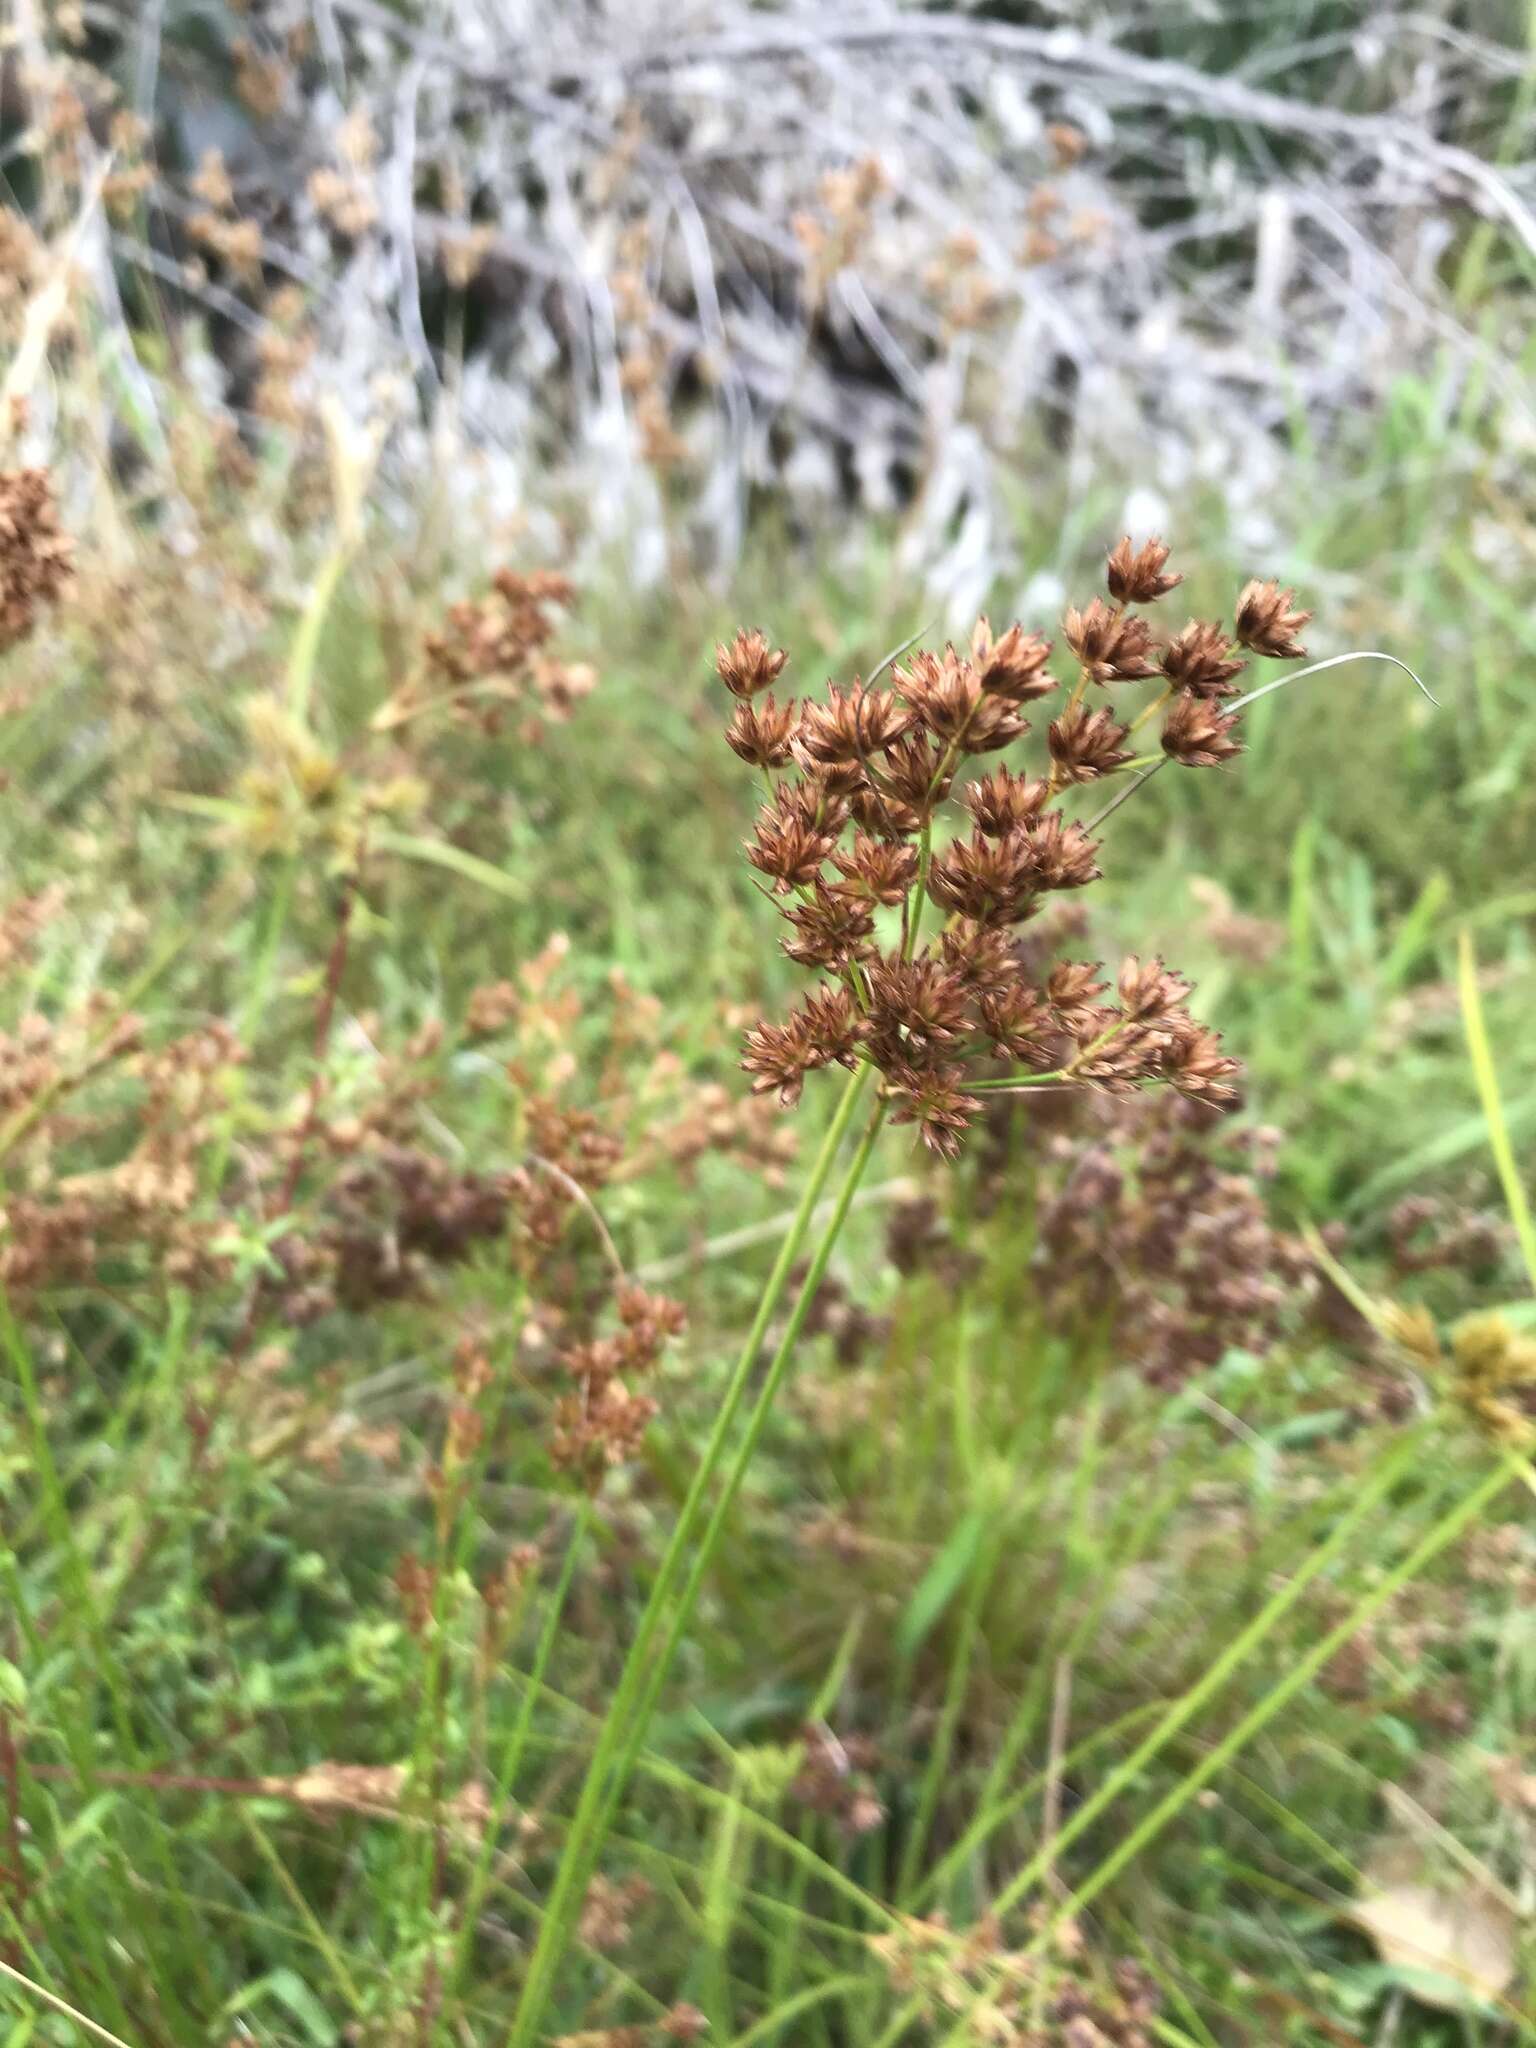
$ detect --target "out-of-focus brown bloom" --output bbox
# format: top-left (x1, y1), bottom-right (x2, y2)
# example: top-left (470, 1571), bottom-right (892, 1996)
top-left (1160, 619), bottom-right (1246, 698)
top-left (1048, 704), bottom-right (1132, 783)
top-left (1106, 535), bottom-right (1181, 604)
top-left (886, 1063), bottom-right (981, 1160)
top-left (1161, 693), bottom-right (1243, 767)
top-left (1117, 955), bottom-right (1192, 1019)
top-left (1062, 598), bottom-right (1157, 683)
top-left (0, 469), bottom-right (73, 651)
top-left (1233, 579), bottom-right (1311, 659)
top-left (716, 627), bottom-right (789, 699)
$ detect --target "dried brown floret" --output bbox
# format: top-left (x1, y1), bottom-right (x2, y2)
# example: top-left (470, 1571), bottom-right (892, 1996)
top-left (1048, 704), bottom-right (1133, 783)
top-left (1047, 960), bottom-right (1109, 1026)
top-left (726, 693), bottom-right (799, 768)
top-left (1116, 955), bottom-right (1192, 1019)
top-left (1159, 619), bottom-right (1247, 698)
top-left (1106, 535), bottom-right (1182, 604)
top-left (1026, 812), bottom-right (1102, 891)
top-left (716, 627), bottom-right (789, 698)
top-left (1161, 693), bottom-right (1243, 767)
top-left (864, 955), bottom-right (972, 1055)
top-left (831, 834), bottom-right (919, 905)
top-left (781, 882), bottom-right (876, 968)
top-left (0, 468), bottom-right (73, 651)
top-left (939, 920), bottom-right (1021, 996)
top-left (979, 982), bottom-right (1057, 1065)
top-left (795, 681), bottom-right (911, 766)
top-left (745, 782), bottom-right (843, 891)
top-left (885, 1063), bottom-right (981, 1160)
top-left (926, 829), bottom-right (1039, 926)
top-left (799, 983), bottom-right (866, 1068)
top-left (895, 647), bottom-right (1026, 751)
top-left (970, 617), bottom-right (1057, 702)
top-left (1161, 1017), bottom-right (1241, 1107)
top-left (963, 766), bottom-right (1050, 836)
top-left (1233, 579), bottom-right (1311, 660)
top-left (880, 734), bottom-right (954, 817)
top-left (740, 1013), bottom-right (816, 1106)
top-left (1062, 598), bottom-right (1157, 682)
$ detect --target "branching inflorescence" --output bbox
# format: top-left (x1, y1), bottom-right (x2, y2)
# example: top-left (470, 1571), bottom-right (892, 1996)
top-left (723, 540), bottom-right (1311, 1154)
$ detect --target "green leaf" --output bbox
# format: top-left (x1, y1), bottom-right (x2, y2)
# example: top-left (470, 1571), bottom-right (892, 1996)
top-left (897, 1509), bottom-right (986, 1659)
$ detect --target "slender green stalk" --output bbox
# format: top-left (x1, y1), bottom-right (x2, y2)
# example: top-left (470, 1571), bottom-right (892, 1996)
top-left (1029, 1452), bottom-right (1515, 1950)
top-left (506, 1061), bottom-right (877, 2045)
top-left (1459, 927), bottom-right (1536, 1293)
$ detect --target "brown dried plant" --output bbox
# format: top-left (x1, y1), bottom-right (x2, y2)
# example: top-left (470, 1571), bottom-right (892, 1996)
top-left (728, 541), bottom-right (1308, 1158)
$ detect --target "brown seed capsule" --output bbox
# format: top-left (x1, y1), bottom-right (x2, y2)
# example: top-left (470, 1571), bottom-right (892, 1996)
top-left (926, 828), bottom-right (1040, 926)
top-left (0, 467), bottom-right (73, 651)
top-left (1233, 579), bottom-right (1311, 660)
top-left (1048, 704), bottom-right (1133, 783)
top-left (1026, 812), bottom-right (1102, 891)
top-left (1046, 960), bottom-right (1108, 1026)
top-left (781, 881), bottom-right (875, 968)
top-left (831, 834), bottom-right (919, 905)
top-left (1159, 619), bottom-right (1246, 698)
top-left (745, 782), bottom-right (844, 891)
top-left (1161, 693), bottom-right (1243, 767)
top-left (938, 919), bottom-right (1021, 996)
top-left (881, 734), bottom-right (954, 817)
top-left (963, 766), bottom-right (1051, 836)
top-left (979, 982), bottom-right (1057, 1065)
top-left (796, 681), bottom-right (911, 766)
top-left (970, 617), bottom-right (1057, 702)
top-left (1106, 535), bottom-right (1182, 604)
top-left (1161, 1016), bottom-right (1241, 1108)
top-left (1117, 954), bottom-right (1193, 1019)
top-left (716, 627), bottom-right (789, 698)
top-left (864, 955), bottom-right (972, 1053)
top-left (884, 1062), bottom-right (981, 1160)
top-left (725, 693), bottom-right (799, 767)
top-left (1062, 598), bottom-right (1157, 683)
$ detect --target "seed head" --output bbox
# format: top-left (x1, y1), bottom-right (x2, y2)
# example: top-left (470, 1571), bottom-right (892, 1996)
top-left (926, 828), bottom-right (1040, 926)
top-left (885, 1062), bottom-right (981, 1160)
top-left (1233, 579), bottom-right (1311, 660)
top-left (0, 468), bottom-right (73, 651)
top-left (1048, 705), bottom-right (1133, 783)
top-left (963, 766), bottom-right (1050, 836)
top-left (970, 616), bottom-right (1057, 702)
top-left (831, 833), bottom-right (919, 905)
top-left (1063, 598), bottom-right (1157, 683)
top-left (795, 680), bottom-right (911, 765)
top-left (781, 881), bottom-right (875, 968)
top-left (896, 647), bottom-right (1026, 751)
top-left (1106, 535), bottom-right (1181, 604)
top-left (716, 627), bottom-right (789, 698)
top-left (1161, 693), bottom-right (1243, 767)
top-left (726, 693), bottom-right (799, 768)
top-left (1159, 619), bottom-right (1246, 698)
top-left (1117, 955), bottom-right (1193, 1019)
top-left (745, 783), bottom-right (844, 891)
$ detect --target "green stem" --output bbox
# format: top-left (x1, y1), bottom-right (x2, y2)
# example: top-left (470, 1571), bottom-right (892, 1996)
top-left (506, 1062), bottom-right (878, 2045)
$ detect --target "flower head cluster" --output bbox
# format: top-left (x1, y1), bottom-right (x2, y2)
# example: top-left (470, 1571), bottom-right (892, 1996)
top-left (721, 543), bottom-right (1307, 1155)
top-left (0, 468), bottom-right (73, 652)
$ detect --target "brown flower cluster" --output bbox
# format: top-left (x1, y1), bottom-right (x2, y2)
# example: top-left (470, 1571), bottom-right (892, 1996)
top-left (867, 1911), bottom-right (1161, 2047)
top-left (789, 1722), bottom-right (885, 1835)
top-left (723, 543), bottom-right (1307, 1156)
top-left (397, 568), bottom-right (596, 737)
top-left (0, 469), bottom-right (73, 652)
top-left (549, 1284), bottom-right (687, 1491)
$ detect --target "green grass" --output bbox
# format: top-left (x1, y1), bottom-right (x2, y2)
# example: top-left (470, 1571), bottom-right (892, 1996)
top-left (0, 393), bottom-right (1533, 2048)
